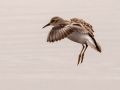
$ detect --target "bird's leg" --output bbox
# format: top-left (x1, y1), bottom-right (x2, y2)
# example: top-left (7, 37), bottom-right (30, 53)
top-left (81, 44), bottom-right (88, 63)
top-left (77, 44), bottom-right (88, 65)
top-left (77, 45), bottom-right (85, 65)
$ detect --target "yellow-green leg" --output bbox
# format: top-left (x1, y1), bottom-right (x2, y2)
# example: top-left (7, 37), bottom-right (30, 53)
top-left (77, 44), bottom-right (88, 65)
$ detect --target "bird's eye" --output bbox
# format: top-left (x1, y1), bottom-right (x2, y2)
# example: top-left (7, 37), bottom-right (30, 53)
top-left (51, 20), bottom-right (55, 23)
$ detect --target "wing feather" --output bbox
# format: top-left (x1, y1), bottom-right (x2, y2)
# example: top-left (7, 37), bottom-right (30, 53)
top-left (47, 24), bottom-right (73, 42)
top-left (47, 23), bottom-right (89, 42)
top-left (71, 18), bottom-right (94, 36)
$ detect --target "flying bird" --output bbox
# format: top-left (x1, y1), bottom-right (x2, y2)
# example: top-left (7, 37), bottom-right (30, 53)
top-left (43, 16), bottom-right (101, 65)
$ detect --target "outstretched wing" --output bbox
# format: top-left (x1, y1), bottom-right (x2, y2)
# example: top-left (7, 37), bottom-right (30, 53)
top-left (47, 23), bottom-right (89, 42)
top-left (71, 18), bottom-right (94, 36)
top-left (47, 24), bottom-right (73, 42)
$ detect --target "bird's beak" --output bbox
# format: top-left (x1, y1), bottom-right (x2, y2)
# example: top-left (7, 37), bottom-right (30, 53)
top-left (43, 23), bottom-right (50, 28)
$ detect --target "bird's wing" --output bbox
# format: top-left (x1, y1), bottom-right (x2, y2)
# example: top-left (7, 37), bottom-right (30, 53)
top-left (71, 18), bottom-right (94, 36)
top-left (47, 23), bottom-right (88, 42)
top-left (47, 24), bottom-right (73, 42)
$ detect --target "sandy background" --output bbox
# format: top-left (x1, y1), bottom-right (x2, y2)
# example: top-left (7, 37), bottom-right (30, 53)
top-left (0, 0), bottom-right (120, 90)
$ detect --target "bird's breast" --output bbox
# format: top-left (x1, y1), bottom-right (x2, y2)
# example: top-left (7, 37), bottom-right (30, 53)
top-left (67, 31), bottom-right (88, 44)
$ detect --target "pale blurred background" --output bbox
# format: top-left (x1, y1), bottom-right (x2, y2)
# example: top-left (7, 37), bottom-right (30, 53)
top-left (0, 0), bottom-right (120, 90)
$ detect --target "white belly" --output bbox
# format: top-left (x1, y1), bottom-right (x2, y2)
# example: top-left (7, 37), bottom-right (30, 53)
top-left (67, 31), bottom-right (90, 44)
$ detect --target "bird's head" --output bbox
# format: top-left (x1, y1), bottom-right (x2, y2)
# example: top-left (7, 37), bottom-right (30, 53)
top-left (43, 16), bottom-right (63, 28)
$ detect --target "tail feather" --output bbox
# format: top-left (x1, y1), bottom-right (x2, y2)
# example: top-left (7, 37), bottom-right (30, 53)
top-left (96, 42), bottom-right (102, 52)
top-left (87, 40), bottom-right (101, 52)
top-left (87, 34), bottom-right (102, 52)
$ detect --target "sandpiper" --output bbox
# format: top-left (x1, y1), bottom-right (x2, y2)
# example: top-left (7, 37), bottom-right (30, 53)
top-left (43, 16), bottom-right (102, 65)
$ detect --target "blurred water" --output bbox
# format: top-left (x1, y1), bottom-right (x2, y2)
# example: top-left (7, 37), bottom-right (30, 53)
top-left (0, 0), bottom-right (120, 90)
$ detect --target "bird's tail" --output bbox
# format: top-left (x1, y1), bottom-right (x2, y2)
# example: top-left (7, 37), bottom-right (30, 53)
top-left (87, 34), bottom-right (102, 52)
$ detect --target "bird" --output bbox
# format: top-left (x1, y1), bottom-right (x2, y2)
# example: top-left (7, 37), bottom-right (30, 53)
top-left (43, 16), bottom-right (102, 65)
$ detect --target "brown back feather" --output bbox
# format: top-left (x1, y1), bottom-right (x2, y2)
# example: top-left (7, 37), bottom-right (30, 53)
top-left (71, 18), bottom-right (94, 36)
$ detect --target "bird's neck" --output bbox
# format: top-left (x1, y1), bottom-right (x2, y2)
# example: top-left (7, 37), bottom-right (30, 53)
top-left (63, 20), bottom-right (71, 24)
